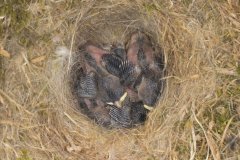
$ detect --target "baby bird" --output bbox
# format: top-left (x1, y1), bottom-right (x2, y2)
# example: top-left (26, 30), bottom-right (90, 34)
top-left (109, 97), bottom-right (149, 128)
top-left (70, 64), bottom-right (110, 126)
top-left (125, 31), bottom-right (165, 108)
top-left (82, 42), bottom-right (126, 107)
top-left (74, 66), bottom-right (126, 128)
top-left (73, 43), bottom-right (123, 127)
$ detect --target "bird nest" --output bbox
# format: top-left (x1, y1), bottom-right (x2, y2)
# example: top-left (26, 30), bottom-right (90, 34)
top-left (1, 1), bottom-right (239, 159)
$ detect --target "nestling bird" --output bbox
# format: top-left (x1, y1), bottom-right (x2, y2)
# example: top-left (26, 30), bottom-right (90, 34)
top-left (109, 97), bottom-right (149, 128)
top-left (82, 42), bottom-right (127, 107)
top-left (70, 64), bottom-right (110, 127)
top-left (125, 31), bottom-right (165, 108)
top-left (74, 43), bottom-right (125, 127)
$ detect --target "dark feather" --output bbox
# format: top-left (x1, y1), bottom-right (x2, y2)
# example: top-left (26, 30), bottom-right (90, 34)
top-left (109, 105), bottom-right (132, 128)
top-left (78, 71), bottom-right (97, 98)
top-left (102, 54), bottom-right (123, 77)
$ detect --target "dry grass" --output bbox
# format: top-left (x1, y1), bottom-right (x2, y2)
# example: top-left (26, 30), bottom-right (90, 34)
top-left (0, 0), bottom-right (240, 159)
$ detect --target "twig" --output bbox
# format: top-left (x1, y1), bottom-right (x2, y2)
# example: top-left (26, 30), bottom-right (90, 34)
top-left (220, 116), bottom-right (234, 147)
top-left (67, 12), bottom-right (83, 72)
top-left (190, 123), bottom-right (196, 160)
top-left (191, 102), bottom-right (210, 160)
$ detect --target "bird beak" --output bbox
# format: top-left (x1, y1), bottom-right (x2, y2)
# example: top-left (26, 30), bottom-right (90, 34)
top-left (114, 101), bottom-right (121, 108)
top-left (143, 104), bottom-right (153, 111)
top-left (114, 92), bottom-right (128, 108)
top-left (106, 102), bottom-right (114, 105)
top-left (119, 92), bottom-right (127, 104)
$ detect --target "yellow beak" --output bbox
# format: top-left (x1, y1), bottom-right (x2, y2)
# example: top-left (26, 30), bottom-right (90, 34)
top-left (143, 104), bottom-right (153, 111)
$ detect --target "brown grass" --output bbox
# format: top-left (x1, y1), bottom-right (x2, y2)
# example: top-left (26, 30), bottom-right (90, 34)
top-left (0, 0), bottom-right (240, 159)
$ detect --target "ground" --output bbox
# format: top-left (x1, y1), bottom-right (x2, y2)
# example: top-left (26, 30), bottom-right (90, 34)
top-left (0, 0), bottom-right (240, 159)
